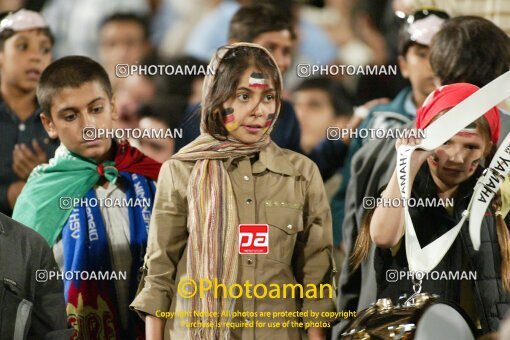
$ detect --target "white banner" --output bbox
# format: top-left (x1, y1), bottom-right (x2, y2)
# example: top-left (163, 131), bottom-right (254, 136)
top-left (396, 71), bottom-right (510, 272)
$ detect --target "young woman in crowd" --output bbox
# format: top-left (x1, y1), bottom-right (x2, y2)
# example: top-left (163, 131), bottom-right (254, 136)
top-left (131, 43), bottom-right (336, 340)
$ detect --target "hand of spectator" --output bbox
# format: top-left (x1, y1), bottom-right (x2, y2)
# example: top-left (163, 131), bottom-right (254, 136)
top-left (12, 140), bottom-right (47, 180)
top-left (395, 133), bottom-right (434, 175)
top-left (362, 97), bottom-right (390, 111)
top-left (352, 97), bottom-right (390, 120)
top-left (7, 180), bottom-right (25, 209)
top-left (339, 97), bottom-right (390, 144)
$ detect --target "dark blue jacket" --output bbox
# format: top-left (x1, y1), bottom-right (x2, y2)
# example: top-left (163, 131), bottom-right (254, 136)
top-left (0, 212), bottom-right (72, 339)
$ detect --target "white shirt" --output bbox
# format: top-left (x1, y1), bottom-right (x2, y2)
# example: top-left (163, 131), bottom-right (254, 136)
top-left (53, 181), bottom-right (132, 329)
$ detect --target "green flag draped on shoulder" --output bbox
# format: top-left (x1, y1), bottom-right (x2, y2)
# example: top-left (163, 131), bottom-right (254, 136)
top-left (12, 145), bottom-right (105, 246)
top-left (12, 141), bottom-right (161, 246)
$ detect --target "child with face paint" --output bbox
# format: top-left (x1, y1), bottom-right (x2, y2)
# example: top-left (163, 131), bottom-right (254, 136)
top-left (131, 43), bottom-right (336, 340)
top-left (354, 83), bottom-right (510, 335)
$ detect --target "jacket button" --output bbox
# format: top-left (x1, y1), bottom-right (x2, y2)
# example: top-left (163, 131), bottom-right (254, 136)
top-left (246, 198), bottom-right (253, 204)
top-left (287, 224), bottom-right (293, 230)
top-left (247, 259), bottom-right (253, 265)
top-left (243, 175), bottom-right (250, 181)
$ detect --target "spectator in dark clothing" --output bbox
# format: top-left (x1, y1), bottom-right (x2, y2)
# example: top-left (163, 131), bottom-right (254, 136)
top-left (0, 212), bottom-right (72, 339)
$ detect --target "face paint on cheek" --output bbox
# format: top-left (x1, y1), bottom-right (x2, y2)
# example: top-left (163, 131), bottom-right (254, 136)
top-left (248, 72), bottom-right (269, 89)
top-left (430, 153), bottom-right (439, 167)
top-left (263, 113), bottom-right (275, 133)
top-left (222, 107), bottom-right (238, 132)
top-left (469, 159), bottom-right (480, 172)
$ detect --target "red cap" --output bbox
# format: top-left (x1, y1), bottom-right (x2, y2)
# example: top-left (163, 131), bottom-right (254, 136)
top-left (416, 83), bottom-right (500, 144)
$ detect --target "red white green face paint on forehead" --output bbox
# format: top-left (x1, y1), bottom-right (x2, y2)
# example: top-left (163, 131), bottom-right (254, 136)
top-left (222, 107), bottom-right (238, 132)
top-left (457, 129), bottom-right (479, 138)
top-left (457, 122), bottom-right (479, 138)
top-left (248, 72), bottom-right (269, 89)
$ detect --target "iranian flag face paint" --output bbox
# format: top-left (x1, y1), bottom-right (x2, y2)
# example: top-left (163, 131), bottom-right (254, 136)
top-left (263, 113), bottom-right (275, 133)
top-left (248, 72), bottom-right (269, 89)
top-left (222, 107), bottom-right (239, 132)
top-left (456, 128), bottom-right (478, 138)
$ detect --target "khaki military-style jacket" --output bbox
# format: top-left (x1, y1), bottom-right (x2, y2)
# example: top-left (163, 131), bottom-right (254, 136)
top-left (131, 142), bottom-right (336, 340)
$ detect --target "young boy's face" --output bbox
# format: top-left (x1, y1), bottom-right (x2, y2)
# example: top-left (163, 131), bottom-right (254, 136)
top-left (99, 20), bottom-right (149, 77)
top-left (293, 88), bottom-right (339, 153)
top-left (138, 117), bottom-right (174, 163)
top-left (251, 30), bottom-right (293, 74)
top-left (399, 44), bottom-right (436, 103)
top-left (0, 29), bottom-right (52, 92)
top-left (41, 81), bottom-right (117, 163)
top-left (222, 66), bottom-right (277, 144)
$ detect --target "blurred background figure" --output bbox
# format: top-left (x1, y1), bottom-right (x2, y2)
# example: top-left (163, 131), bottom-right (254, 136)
top-left (292, 77), bottom-right (352, 155)
top-left (394, 0), bottom-right (510, 35)
top-left (136, 96), bottom-right (186, 162)
top-left (158, 0), bottom-right (222, 58)
top-left (0, 0), bottom-right (24, 12)
top-left (299, 0), bottom-right (373, 66)
top-left (183, 0), bottom-right (337, 88)
top-left (41, 0), bottom-right (148, 58)
top-left (98, 12), bottom-right (153, 90)
top-left (155, 55), bottom-right (208, 109)
top-left (113, 68), bottom-right (157, 130)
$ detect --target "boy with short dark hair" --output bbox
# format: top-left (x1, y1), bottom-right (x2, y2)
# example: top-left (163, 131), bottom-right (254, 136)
top-left (430, 16), bottom-right (510, 90)
top-left (13, 55), bottom-right (161, 339)
top-left (0, 9), bottom-right (58, 216)
top-left (430, 15), bottom-right (510, 145)
top-left (292, 77), bottom-right (353, 154)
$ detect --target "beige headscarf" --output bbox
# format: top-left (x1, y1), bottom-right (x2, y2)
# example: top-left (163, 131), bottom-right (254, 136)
top-left (172, 43), bottom-right (283, 339)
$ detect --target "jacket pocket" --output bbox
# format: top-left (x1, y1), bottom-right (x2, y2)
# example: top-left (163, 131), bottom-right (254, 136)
top-left (264, 203), bottom-right (304, 264)
top-left (0, 278), bottom-right (33, 340)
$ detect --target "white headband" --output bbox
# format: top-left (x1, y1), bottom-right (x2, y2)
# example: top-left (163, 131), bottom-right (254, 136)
top-left (0, 9), bottom-right (47, 33)
top-left (408, 14), bottom-right (445, 46)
